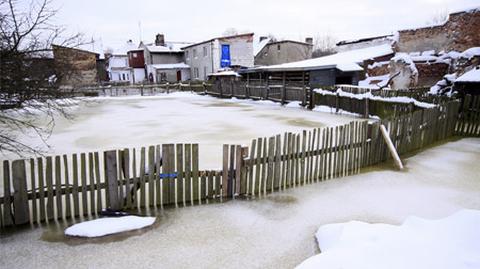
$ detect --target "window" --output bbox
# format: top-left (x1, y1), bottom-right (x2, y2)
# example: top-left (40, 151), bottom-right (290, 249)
top-left (194, 67), bottom-right (199, 78)
top-left (204, 66), bottom-right (207, 79)
top-left (122, 74), bottom-right (126, 80)
top-left (193, 49), bottom-right (197, 58)
top-left (277, 44), bottom-right (281, 50)
top-left (185, 50), bottom-right (189, 60)
top-left (133, 52), bottom-right (137, 58)
top-left (203, 46), bottom-right (208, 57)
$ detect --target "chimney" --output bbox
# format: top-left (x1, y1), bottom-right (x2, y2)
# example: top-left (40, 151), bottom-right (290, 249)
top-left (155, 34), bottom-right (165, 46)
top-left (260, 36), bottom-right (268, 42)
top-left (305, 37), bottom-right (313, 45)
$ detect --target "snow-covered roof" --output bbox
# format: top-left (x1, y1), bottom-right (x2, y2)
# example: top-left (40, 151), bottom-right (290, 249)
top-left (253, 44), bottom-right (393, 72)
top-left (208, 70), bottom-right (242, 77)
top-left (145, 42), bottom-right (192, 53)
top-left (150, 63), bottom-right (190, 70)
top-left (456, 68), bottom-right (480, 83)
top-left (253, 38), bottom-right (271, 57)
top-left (111, 41), bottom-right (138, 56)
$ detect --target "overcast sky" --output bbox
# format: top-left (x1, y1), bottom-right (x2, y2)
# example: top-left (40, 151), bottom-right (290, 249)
top-left (51, 0), bottom-right (479, 52)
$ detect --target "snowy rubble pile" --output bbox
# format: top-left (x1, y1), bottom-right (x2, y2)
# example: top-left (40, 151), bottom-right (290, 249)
top-left (391, 53), bottom-right (419, 76)
top-left (65, 216), bottom-right (156, 237)
top-left (297, 209), bottom-right (480, 269)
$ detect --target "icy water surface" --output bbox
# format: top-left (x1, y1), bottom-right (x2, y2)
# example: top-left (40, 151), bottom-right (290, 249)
top-left (3, 92), bottom-right (358, 169)
top-left (1, 138), bottom-right (479, 269)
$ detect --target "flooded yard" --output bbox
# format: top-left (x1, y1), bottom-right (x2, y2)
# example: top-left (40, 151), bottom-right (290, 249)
top-left (1, 138), bottom-right (479, 269)
top-left (2, 92), bottom-right (358, 169)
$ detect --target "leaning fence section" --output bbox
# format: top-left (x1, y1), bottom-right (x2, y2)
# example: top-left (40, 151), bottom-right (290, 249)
top-left (456, 94), bottom-right (480, 137)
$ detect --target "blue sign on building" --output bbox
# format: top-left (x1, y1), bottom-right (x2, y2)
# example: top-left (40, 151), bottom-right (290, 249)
top-left (220, 44), bottom-right (231, 68)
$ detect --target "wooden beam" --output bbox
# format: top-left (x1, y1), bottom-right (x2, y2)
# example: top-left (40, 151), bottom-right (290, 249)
top-left (379, 125), bottom-right (404, 170)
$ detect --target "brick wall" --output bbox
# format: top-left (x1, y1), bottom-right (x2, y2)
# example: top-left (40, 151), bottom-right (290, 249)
top-left (398, 9), bottom-right (480, 53)
top-left (416, 62), bottom-right (450, 87)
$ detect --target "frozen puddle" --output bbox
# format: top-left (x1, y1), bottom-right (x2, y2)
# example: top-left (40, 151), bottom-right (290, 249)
top-left (65, 216), bottom-right (156, 238)
top-left (297, 209), bottom-right (480, 269)
top-left (2, 92), bottom-right (359, 168)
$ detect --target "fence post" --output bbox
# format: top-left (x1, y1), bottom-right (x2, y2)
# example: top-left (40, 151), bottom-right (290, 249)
top-left (281, 72), bottom-right (286, 105)
top-left (3, 161), bottom-right (13, 226)
top-left (104, 150), bottom-right (121, 210)
top-left (335, 92), bottom-right (340, 113)
top-left (364, 97), bottom-right (369, 118)
top-left (12, 160), bottom-right (29, 225)
top-left (301, 72), bottom-right (306, 106)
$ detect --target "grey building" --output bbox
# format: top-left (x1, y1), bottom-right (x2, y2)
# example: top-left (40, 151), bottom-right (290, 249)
top-left (140, 34), bottom-right (192, 82)
top-left (254, 38), bottom-right (313, 66)
top-left (182, 33), bottom-right (254, 81)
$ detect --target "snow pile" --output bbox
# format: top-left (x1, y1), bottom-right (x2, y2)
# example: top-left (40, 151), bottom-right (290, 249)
top-left (65, 216), bottom-right (156, 237)
top-left (208, 70), bottom-right (241, 77)
top-left (456, 67), bottom-right (480, 83)
top-left (358, 74), bottom-right (390, 88)
top-left (459, 47), bottom-right (480, 60)
top-left (391, 53), bottom-right (418, 76)
top-left (429, 73), bottom-right (457, 95)
top-left (297, 209), bottom-right (480, 269)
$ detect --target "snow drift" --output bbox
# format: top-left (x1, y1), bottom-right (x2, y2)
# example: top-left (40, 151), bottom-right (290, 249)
top-left (65, 216), bottom-right (156, 237)
top-left (297, 209), bottom-right (480, 269)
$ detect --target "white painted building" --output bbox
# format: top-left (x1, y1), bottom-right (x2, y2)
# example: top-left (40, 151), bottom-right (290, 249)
top-left (183, 33), bottom-right (254, 80)
top-left (106, 40), bottom-right (138, 83)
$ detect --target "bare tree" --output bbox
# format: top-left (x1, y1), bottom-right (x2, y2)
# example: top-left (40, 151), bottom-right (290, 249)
top-left (312, 33), bottom-right (337, 58)
top-left (0, 0), bottom-right (85, 156)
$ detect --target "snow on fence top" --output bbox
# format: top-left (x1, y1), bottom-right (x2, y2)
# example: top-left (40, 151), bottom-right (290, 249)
top-left (456, 68), bottom-right (480, 83)
top-left (252, 44), bottom-right (394, 72)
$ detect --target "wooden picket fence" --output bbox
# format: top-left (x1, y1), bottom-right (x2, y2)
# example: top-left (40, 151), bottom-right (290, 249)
top-left (456, 94), bottom-right (480, 137)
top-left (0, 94), bottom-right (469, 228)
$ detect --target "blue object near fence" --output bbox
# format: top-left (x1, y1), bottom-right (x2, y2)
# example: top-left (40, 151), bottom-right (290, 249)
top-left (221, 44), bottom-right (231, 68)
top-left (159, 173), bottom-right (178, 178)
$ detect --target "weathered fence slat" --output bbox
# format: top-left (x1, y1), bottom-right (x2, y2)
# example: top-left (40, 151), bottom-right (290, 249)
top-left (12, 160), bottom-right (29, 225)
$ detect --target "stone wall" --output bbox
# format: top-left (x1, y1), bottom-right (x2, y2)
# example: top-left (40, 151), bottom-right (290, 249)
top-left (416, 63), bottom-right (450, 87)
top-left (398, 8), bottom-right (480, 53)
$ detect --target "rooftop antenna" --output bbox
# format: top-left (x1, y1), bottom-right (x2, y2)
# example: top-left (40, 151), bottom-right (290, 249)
top-left (138, 21), bottom-right (143, 43)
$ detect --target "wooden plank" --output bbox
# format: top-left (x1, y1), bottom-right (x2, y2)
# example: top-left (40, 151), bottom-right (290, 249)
top-left (286, 133), bottom-right (293, 187)
top-left (3, 161), bottom-right (13, 226)
top-left (300, 130), bottom-right (307, 185)
top-left (201, 172), bottom-right (207, 200)
top-left (30, 159), bottom-right (37, 223)
top-left (45, 156), bottom-right (54, 220)
top-left (255, 138), bottom-right (263, 195)
top-left (192, 144), bottom-right (199, 202)
top-left (104, 150), bottom-right (120, 210)
top-left (117, 150), bottom-right (124, 207)
top-left (227, 145), bottom-right (235, 197)
top-left (248, 139), bottom-right (257, 195)
top-left (37, 158), bottom-right (46, 222)
top-left (208, 171), bottom-right (214, 198)
top-left (380, 124), bottom-right (404, 169)
top-left (139, 147), bottom-right (146, 208)
top-left (88, 153), bottom-right (96, 215)
top-left (235, 145), bottom-right (242, 196)
top-left (240, 147), bottom-right (248, 195)
top-left (94, 152), bottom-right (102, 213)
top-left (80, 153), bottom-right (88, 215)
top-left (176, 144), bottom-right (184, 205)
top-left (148, 145), bottom-right (155, 207)
top-left (328, 127), bottom-right (334, 179)
top-left (71, 154), bottom-right (80, 217)
top-left (215, 171), bottom-right (221, 198)
top-left (62, 155), bottom-right (71, 219)
top-left (222, 144), bottom-right (229, 197)
top-left (266, 136), bottom-right (275, 192)
top-left (314, 129), bottom-right (321, 182)
top-left (131, 149), bottom-right (138, 209)
top-left (261, 137), bottom-right (268, 193)
top-left (185, 144), bottom-right (192, 203)
top-left (294, 134), bottom-right (300, 186)
top-left (310, 129), bottom-right (317, 183)
top-left (54, 156), bottom-right (63, 219)
top-left (281, 132), bottom-right (288, 189)
top-left (12, 160), bottom-right (29, 225)
top-left (273, 134), bottom-right (281, 190)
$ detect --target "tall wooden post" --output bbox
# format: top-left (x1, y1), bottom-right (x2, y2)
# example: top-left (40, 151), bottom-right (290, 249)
top-left (105, 150), bottom-right (121, 210)
top-left (364, 97), bottom-right (369, 118)
top-left (281, 72), bottom-right (286, 105)
top-left (301, 72), bottom-right (306, 106)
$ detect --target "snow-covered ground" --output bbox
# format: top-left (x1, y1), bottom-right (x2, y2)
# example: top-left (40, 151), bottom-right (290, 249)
top-left (1, 138), bottom-right (479, 269)
top-left (2, 92), bottom-right (358, 169)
